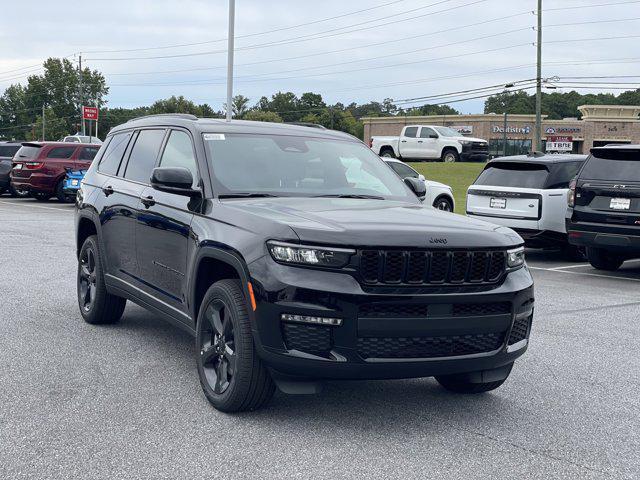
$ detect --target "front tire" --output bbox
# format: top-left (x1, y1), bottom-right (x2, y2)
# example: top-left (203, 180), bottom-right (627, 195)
top-left (441, 150), bottom-right (459, 163)
top-left (55, 179), bottom-right (72, 203)
top-left (436, 363), bottom-right (513, 394)
top-left (433, 196), bottom-right (453, 212)
top-left (77, 235), bottom-right (126, 324)
top-left (196, 279), bottom-right (275, 412)
top-left (586, 247), bottom-right (625, 271)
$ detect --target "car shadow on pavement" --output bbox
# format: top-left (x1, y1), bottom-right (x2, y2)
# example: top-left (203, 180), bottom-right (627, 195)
top-left (111, 304), bottom-right (515, 432)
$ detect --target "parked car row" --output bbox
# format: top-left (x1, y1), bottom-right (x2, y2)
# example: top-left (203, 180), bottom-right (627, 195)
top-left (0, 140), bottom-right (99, 202)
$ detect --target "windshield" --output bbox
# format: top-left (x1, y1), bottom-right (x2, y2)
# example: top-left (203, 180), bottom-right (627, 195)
top-left (580, 149), bottom-right (640, 182)
top-left (434, 127), bottom-right (462, 137)
top-left (204, 133), bottom-right (417, 201)
top-left (475, 162), bottom-right (549, 188)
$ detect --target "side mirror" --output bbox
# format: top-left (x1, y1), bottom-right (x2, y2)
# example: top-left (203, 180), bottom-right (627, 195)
top-left (151, 167), bottom-right (200, 197)
top-left (418, 174), bottom-right (426, 182)
top-left (404, 177), bottom-right (426, 198)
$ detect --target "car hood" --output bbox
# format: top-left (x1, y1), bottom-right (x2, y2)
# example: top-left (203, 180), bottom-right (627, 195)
top-left (222, 198), bottom-right (522, 248)
top-left (424, 179), bottom-right (451, 190)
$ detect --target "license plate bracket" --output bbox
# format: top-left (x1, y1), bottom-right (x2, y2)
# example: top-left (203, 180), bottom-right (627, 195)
top-left (610, 198), bottom-right (631, 210)
top-left (490, 197), bottom-right (507, 209)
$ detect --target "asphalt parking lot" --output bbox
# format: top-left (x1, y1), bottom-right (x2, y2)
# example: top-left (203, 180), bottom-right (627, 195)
top-left (1, 197), bottom-right (639, 480)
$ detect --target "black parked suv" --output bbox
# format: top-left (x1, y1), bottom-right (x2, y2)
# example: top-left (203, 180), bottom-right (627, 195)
top-left (0, 141), bottom-right (28, 197)
top-left (567, 145), bottom-right (640, 270)
top-left (75, 114), bottom-right (534, 412)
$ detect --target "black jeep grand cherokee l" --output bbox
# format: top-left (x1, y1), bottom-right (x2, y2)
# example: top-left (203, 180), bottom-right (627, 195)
top-left (75, 114), bottom-right (534, 412)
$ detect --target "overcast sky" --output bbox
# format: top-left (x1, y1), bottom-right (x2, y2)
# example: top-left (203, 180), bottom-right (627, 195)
top-left (1, 0), bottom-right (638, 113)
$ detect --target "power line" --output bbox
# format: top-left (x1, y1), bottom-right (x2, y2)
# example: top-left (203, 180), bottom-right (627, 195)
top-left (81, 0), bottom-right (412, 54)
top-left (85, 0), bottom-right (490, 61)
top-left (544, 0), bottom-right (640, 12)
top-left (100, 10), bottom-right (533, 77)
top-left (393, 79), bottom-right (537, 103)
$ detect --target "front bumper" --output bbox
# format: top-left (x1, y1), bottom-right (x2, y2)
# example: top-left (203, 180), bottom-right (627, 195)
top-left (460, 146), bottom-right (489, 162)
top-left (248, 256), bottom-right (534, 380)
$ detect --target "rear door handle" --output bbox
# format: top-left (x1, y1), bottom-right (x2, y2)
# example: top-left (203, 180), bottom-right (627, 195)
top-left (141, 195), bottom-right (156, 208)
top-left (401, 140), bottom-right (407, 143)
top-left (102, 185), bottom-right (114, 196)
top-left (417, 140), bottom-right (423, 143)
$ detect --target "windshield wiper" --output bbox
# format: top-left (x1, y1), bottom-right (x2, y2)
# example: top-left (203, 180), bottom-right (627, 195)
top-left (314, 194), bottom-right (386, 200)
top-left (218, 193), bottom-right (280, 199)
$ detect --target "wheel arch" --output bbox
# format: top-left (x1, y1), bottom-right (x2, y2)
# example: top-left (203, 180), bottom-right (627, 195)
top-left (76, 212), bottom-right (101, 258)
top-left (190, 246), bottom-right (254, 326)
top-left (432, 193), bottom-right (455, 211)
top-left (441, 145), bottom-right (460, 157)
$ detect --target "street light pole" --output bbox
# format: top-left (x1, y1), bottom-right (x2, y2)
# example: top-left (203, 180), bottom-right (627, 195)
top-left (535, 0), bottom-right (542, 151)
top-left (79, 54), bottom-right (85, 135)
top-left (226, 0), bottom-right (236, 122)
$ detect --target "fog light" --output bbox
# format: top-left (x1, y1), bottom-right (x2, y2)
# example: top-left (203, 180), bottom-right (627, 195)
top-left (281, 313), bottom-right (342, 326)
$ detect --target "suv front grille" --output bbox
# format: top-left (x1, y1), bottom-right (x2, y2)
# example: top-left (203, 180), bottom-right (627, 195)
top-left (358, 302), bottom-right (511, 318)
top-left (357, 333), bottom-right (504, 359)
top-left (358, 249), bottom-right (507, 285)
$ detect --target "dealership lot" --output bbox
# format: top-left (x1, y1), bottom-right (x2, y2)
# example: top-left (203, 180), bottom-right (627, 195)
top-left (1, 198), bottom-right (639, 479)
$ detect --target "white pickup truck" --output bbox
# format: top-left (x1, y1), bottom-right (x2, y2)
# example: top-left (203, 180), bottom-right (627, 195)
top-left (370, 125), bottom-right (489, 163)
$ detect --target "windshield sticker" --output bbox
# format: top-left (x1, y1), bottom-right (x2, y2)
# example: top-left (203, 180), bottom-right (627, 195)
top-left (204, 133), bottom-right (225, 141)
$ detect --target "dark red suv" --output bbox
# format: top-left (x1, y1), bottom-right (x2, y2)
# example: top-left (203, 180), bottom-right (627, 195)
top-left (10, 142), bottom-right (101, 202)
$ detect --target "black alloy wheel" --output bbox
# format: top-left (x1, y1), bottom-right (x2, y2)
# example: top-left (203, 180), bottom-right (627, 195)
top-left (79, 245), bottom-right (97, 313)
top-left (77, 235), bottom-right (126, 324)
top-left (199, 299), bottom-right (237, 395)
top-left (196, 279), bottom-right (275, 412)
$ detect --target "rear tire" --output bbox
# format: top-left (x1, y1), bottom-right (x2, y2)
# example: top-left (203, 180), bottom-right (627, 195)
top-left (441, 149), bottom-right (459, 163)
top-left (562, 243), bottom-right (587, 262)
top-left (55, 179), bottom-right (71, 203)
top-left (31, 192), bottom-right (51, 202)
top-left (77, 235), bottom-right (126, 325)
top-left (380, 149), bottom-right (396, 159)
top-left (586, 247), bottom-right (625, 271)
top-left (196, 279), bottom-right (275, 412)
top-left (436, 364), bottom-right (513, 394)
top-left (9, 183), bottom-right (30, 198)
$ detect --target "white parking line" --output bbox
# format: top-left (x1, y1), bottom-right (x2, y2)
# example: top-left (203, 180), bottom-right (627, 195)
top-left (529, 266), bottom-right (640, 283)
top-left (0, 199), bottom-right (72, 212)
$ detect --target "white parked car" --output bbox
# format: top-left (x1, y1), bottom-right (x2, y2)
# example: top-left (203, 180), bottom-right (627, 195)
top-left (466, 153), bottom-right (587, 258)
top-left (371, 125), bottom-right (489, 162)
top-left (384, 158), bottom-right (455, 211)
top-left (63, 135), bottom-right (103, 144)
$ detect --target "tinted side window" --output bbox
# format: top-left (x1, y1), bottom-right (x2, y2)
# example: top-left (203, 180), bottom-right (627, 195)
top-left (79, 147), bottom-right (100, 161)
top-left (389, 162), bottom-right (418, 178)
top-left (159, 130), bottom-right (198, 187)
top-left (403, 127), bottom-right (418, 138)
top-left (15, 145), bottom-right (41, 160)
top-left (420, 127), bottom-right (436, 138)
top-left (47, 146), bottom-right (76, 159)
top-left (124, 129), bottom-right (166, 184)
top-left (99, 132), bottom-right (131, 176)
top-left (475, 163), bottom-right (549, 188)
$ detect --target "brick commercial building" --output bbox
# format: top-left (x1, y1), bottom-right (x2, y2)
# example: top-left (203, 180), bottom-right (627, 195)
top-left (362, 105), bottom-right (640, 157)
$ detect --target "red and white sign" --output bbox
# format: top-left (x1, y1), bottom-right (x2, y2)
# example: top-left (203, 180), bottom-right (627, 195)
top-left (546, 135), bottom-right (573, 152)
top-left (82, 106), bottom-right (99, 121)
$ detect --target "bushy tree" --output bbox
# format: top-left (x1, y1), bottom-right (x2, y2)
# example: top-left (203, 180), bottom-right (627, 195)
top-left (243, 110), bottom-right (283, 123)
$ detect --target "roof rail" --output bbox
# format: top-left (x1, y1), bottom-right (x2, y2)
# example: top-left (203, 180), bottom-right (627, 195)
top-left (286, 122), bottom-right (327, 130)
top-left (126, 113), bottom-right (198, 123)
top-left (526, 150), bottom-right (546, 157)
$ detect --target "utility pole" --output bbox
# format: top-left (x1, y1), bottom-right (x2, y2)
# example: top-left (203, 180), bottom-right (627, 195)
top-left (226, 0), bottom-right (235, 122)
top-left (535, 0), bottom-right (542, 152)
top-left (42, 104), bottom-right (45, 141)
top-left (503, 111), bottom-right (508, 156)
top-left (78, 54), bottom-right (85, 135)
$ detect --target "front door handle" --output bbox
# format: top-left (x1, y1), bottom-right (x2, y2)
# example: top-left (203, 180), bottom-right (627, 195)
top-left (141, 195), bottom-right (156, 208)
top-left (102, 185), bottom-right (114, 196)
top-left (417, 140), bottom-right (423, 143)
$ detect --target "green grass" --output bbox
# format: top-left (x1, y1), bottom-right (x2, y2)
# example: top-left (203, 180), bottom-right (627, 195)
top-left (407, 162), bottom-right (485, 214)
